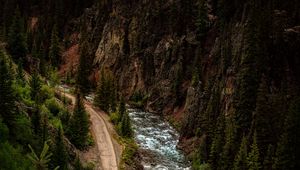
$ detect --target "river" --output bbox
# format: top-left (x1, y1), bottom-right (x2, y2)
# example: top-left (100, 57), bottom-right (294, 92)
top-left (128, 109), bottom-right (190, 170)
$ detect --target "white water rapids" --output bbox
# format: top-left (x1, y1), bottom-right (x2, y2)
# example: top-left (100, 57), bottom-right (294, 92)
top-left (128, 109), bottom-right (190, 170)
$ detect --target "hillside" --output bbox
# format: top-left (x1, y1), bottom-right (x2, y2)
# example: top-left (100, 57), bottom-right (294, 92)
top-left (1, 0), bottom-right (300, 170)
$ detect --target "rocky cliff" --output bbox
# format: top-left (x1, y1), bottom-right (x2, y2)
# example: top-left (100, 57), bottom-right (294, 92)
top-left (78, 0), bottom-right (300, 160)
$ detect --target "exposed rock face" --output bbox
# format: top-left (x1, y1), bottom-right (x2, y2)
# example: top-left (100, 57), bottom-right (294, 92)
top-left (81, 0), bottom-right (300, 154)
top-left (88, 0), bottom-right (201, 115)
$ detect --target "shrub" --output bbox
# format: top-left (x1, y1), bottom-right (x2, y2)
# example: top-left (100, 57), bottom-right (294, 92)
top-left (110, 112), bottom-right (120, 125)
top-left (45, 98), bottom-right (62, 116)
top-left (40, 85), bottom-right (54, 103)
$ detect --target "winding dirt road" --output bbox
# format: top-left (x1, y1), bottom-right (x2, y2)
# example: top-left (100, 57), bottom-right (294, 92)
top-left (61, 92), bottom-right (120, 170)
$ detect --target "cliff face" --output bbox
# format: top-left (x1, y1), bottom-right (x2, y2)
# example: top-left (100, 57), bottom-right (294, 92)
top-left (83, 0), bottom-right (300, 155)
top-left (86, 0), bottom-right (201, 115)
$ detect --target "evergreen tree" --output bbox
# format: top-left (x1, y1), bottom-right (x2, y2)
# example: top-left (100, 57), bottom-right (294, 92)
top-left (120, 111), bottom-right (132, 138)
top-left (16, 59), bottom-right (25, 87)
top-left (247, 132), bottom-right (261, 170)
top-left (0, 49), bottom-right (16, 134)
top-left (233, 136), bottom-right (248, 170)
top-left (95, 70), bottom-right (109, 112)
top-left (254, 79), bottom-right (273, 158)
top-left (68, 93), bottom-right (90, 149)
top-left (49, 25), bottom-right (61, 67)
top-left (38, 44), bottom-right (47, 76)
top-left (76, 40), bottom-right (90, 95)
top-left (118, 97), bottom-right (126, 122)
top-left (209, 113), bottom-right (225, 169)
top-left (234, 12), bottom-right (259, 137)
top-left (31, 108), bottom-right (41, 135)
top-left (195, 0), bottom-right (209, 41)
top-left (109, 78), bottom-right (117, 112)
top-left (51, 126), bottom-right (68, 170)
top-left (273, 98), bottom-right (300, 170)
top-left (30, 69), bottom-right (42, 103)
top-left (263, 145), bottom-right (274, 170)
top-left (28, 142), bottom-right (56, 170)
top-left (219, 117), bottom-right (238, 170)
top-left (7, 8), bottom-right (27, 63)
top-left (94, 69), bottom-right (117, 113)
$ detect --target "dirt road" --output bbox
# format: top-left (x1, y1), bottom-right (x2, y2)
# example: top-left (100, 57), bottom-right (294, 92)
top-left (61, 92), bottom-right (120, 170)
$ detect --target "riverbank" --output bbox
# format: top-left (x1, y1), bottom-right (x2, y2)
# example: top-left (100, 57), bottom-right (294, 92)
top-left (128, 109), bottom-right (191, 169)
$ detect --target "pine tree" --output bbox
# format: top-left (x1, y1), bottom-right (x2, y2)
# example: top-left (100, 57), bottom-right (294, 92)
top-left (7, 8), bottom-right (27, 63)
top-left (233, 136), bottom-right (248, 170)
top-left (209, 113), bottom-right (225, 169)
top-left (247, 132), bottom-right (261, 170)
top-left (51, 126), bottom-right (68, 170)
top-left (76, 40), bottom-right (90, 95)
top-left (30, 69), bottom-right (42, 103)
top-left (273, 98), bottom-right (300, 170)
top-left (118, 97), bottom-right (126, 122)
top-left (68, 93), bottom-right (90, 149)
top-left (195, 0), bottom-right (209, 41)
top-left (220, 117), bottom-right (238, 170)
top-left (49, 25), bottom-right (61, 67)
top-left (263, 145), bottom-right (274, 170)
top-left (254, 79), bottom-right (273, 158)
top-left (120, 111), bottom-right (132, 138)
top-left (16, 59), bottom-right (25, 87)
top-left (109, 78), bottom-right (117, 112)
top-left (94, 69), bottom-right (117, 113)
top-left (234, 11), bottom-right (260, 137)
top-left (38, 44), bottom-right (47, 76)
top-left (28, 142), bottom-right (55, 170)
top-left (0, 49), bottom-right (16, 134)
top-left (31, 108), bottom-right (41, 135)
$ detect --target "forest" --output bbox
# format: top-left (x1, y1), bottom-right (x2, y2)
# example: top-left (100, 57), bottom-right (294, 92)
top-left (0, 0), bottom-right (300, 170)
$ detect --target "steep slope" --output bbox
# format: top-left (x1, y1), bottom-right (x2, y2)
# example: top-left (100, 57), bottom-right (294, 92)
top-left (80, 0), bottom-right (300, 169)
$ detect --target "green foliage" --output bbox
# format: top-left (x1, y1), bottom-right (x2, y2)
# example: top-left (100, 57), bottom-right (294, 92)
top-left (28, 141), bottom-right (55, 170)
top-left (76, 40), bottom-right (91, 95)
top-left (51, 126), bottom-right (68, 170)
top-left (247, 132), bottom-right (261, 170)
top-left (0, 118), bottom-right (9, 142)
top-left (113, 98), bottom-right (133, 138)
top-left (30, 70), bottom-right (42, 103)
top-left (14, 84), bottom-right (31, 101)
top-left (48, 68), bottom-right (60, 87)
top-left (7, 8), bottom-right (27, 63)
top-left (31, 108), bottom-right (41, 135)
top-left (0, 142), bottom-right (34, 170)
top-left (49, 25), bottom-right (61, 67)
top-left (68, 94), bottom-right (90, 149)
top-left (195, 0), bottom-right (209, 41)
top-left (110, 111), bottom-right (120, 125)
top-left (192, 137), bottom-right (209, 169)
top-left (263, 145), bottom-right (274, 170)
top-left (40, 85), bottom-right (55, 103)
top-left (45, 98), bottom-right (62, 116)
top-left (0, 49), bottom-right (17, 134)
top-left (193, 163), bottom-right (212, 170)
top-left (233, 136), bottom-right (248, 170)
top-left (120, 139), bottom-right (139, 167)
top-left (129, 91), bottom-right (148, 109)
top-left (94, 69), bottom-right (117, 113)
top-left (209, 113), bottom-right (225, 169)
top-left (273, 98), bottom-right (300, 170)
top-left (14, 114), bottom-right (35, 146)
top-left (219, 117), bottom-right (238, 170)
top-left (119, 111), bottom-right (133, 138)
top-left (16, 59), bottom-right (26, 86)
